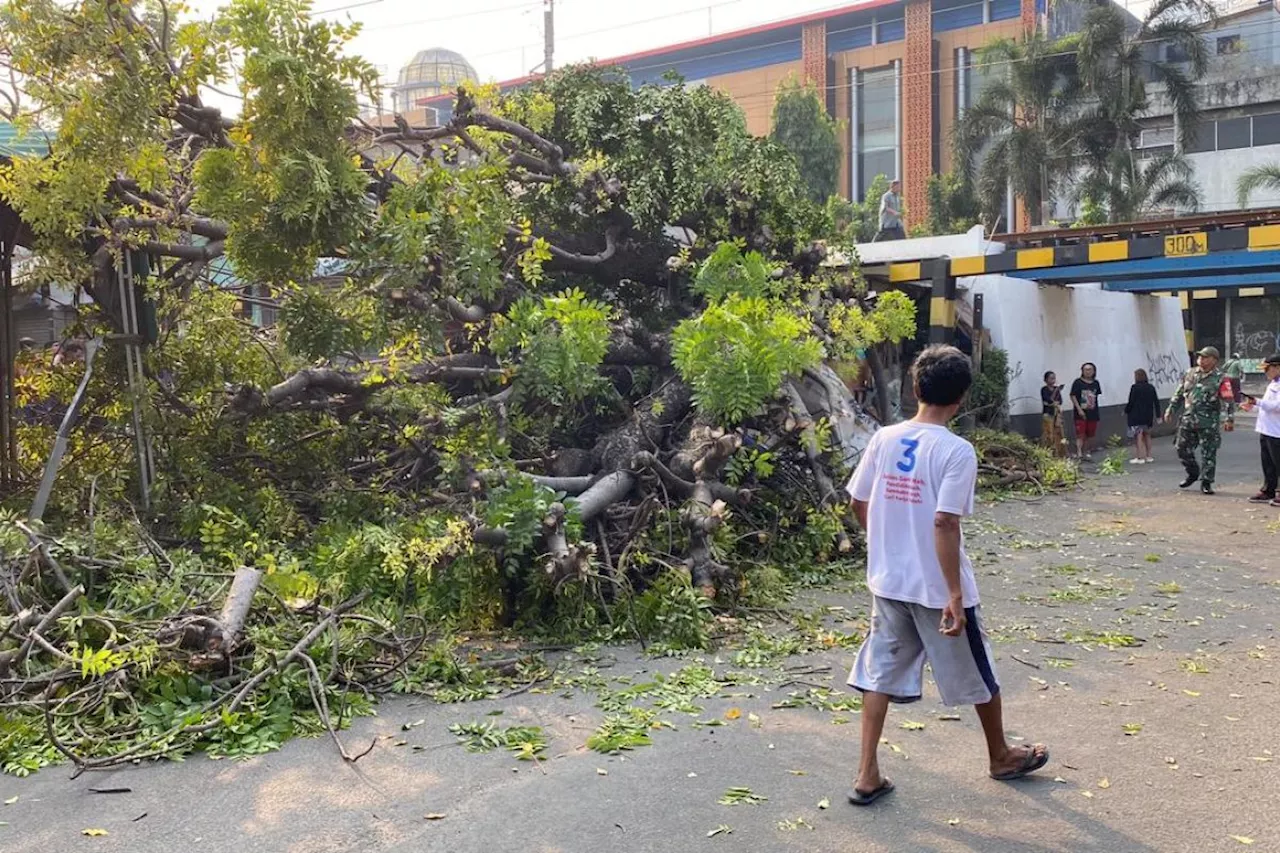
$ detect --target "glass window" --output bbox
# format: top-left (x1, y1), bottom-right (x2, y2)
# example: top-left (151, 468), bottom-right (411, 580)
top-left (1254, 112), bottom-right (1280, 146)
top-left (1217, 35), bottom-right (1241, 55)
top-left (1218, 117), bottom-right (1251, 150)
top-left (1184, 120), bottom-right (1214, 154)
top-left (1166, 43), bottom-right (1192, 63)
top-left (858, 66), bottom-right (898, 200)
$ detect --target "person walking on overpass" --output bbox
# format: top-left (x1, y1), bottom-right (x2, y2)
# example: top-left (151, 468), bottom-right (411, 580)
top-left (875, 179), bottom-right (905, 242)
top-left (1165, 346), bottom-right (1235, 495)
top-left (1242, 352), bottom-right (1280, 508)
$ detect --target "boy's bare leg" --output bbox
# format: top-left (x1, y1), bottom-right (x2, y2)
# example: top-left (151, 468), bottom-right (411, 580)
top-left (854, 691), bottom-right (891, 792)
top-left (974, 693), bottom-right (1048, 775)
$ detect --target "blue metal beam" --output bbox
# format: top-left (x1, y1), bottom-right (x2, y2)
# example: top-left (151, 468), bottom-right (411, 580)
top-left (1101, 272), bottom-right (1280, 292)
top-left (1007, 249), bottom-right (1280, 283)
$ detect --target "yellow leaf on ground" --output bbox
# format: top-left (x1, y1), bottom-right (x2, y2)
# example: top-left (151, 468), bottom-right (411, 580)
top-left (82, 829), bottom-right (108, 837)
top-left (1229, 836), bottom-right (1254, 845)
top-left (724, 708), bottom-right (742, 721)
top-left (1098, 778), bottom-right (1111, 789)
top-left (424, 813), bottom-right (447, 821)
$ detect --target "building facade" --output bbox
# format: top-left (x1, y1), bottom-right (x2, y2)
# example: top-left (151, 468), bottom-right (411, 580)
top-left (425, 0), bottom-right (1043, 231)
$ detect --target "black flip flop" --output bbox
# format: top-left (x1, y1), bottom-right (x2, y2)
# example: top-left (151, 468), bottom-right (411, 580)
top-left (848, 779), bottom-right (895, 806)
top-left (991, 746), bottom-right (1050, 781)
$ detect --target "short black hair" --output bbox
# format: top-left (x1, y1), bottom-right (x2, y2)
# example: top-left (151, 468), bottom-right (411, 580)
top-left (912, 345), bottom-right (972, 406)
top-left (1043, 370), bottom-right (1055, 383)
top-left (1081, 362), bottom-right (1096, 374)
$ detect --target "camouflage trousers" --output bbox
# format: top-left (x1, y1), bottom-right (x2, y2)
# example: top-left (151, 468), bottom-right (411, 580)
top-left (1175, 422), bottom-right (1222, 484)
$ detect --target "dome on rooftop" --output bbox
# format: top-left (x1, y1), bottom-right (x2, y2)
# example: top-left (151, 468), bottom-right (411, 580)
top-left (392, 48), bottom-right (477, 113)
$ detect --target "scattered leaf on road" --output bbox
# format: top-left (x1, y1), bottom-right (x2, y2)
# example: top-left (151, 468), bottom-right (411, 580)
top-left (1122, 723), bottom-right (1143, 735)
top-left (1080, 791), bottom-right (1094, 799)
top-left (82, 829), bottom-right (109, 837)
top-left (2, 797), bottom-right (15, 806)
top-left (707, 824), bottom-right (732, 838)
top-left (724, 708), bottom-right (742, 721)
top-left (1229, 836), bottom-right (1254, 846)
top-left (817, 798), bottom-right (830, 810)
top-left (748, 713), bottom-right (761, 729)
top-left (1098, 778), bottom-right (1111, 789)
top-left (788, 769), bottom-right (807, 776)
top-left (938, 714), bottom-right (961, 721)
top-left (424, 813), bottom-right (447, 821)
top-left (1182, 690), bottom-right (1200, 697)
top-left (948, 818), bottom-right (961, 826)
top-left (597, 768), bottom-right (608, 775)
top-left (719, 786), bottom-right (767, 806)
top-left (900, 721), bottom-right (925, 731)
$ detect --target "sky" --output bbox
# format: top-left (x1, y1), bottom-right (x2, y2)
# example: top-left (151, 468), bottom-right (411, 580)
top-left (189, 0), bottom-right (872, 112)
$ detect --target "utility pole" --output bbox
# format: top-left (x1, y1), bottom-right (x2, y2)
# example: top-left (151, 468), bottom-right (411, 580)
top-left (544, 0), bottom-right (554, 75)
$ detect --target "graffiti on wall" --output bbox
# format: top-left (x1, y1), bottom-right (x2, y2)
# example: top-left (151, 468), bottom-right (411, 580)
top-left (1146, 349), bottom-right (1186, 389)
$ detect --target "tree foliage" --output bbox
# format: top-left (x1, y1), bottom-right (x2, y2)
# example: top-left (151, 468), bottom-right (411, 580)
top-left (956, 1), bottom-right (1214, 226)
top-left (0, 0), bottom-right (917, 773)
top-left (770, 77), bottom-right (841, 205)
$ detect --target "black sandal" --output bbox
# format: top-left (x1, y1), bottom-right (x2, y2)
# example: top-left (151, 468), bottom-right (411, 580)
top-left (848, 779), bottom-right (895, 806)
top-left (991, 745), bottom-right (1050, 781)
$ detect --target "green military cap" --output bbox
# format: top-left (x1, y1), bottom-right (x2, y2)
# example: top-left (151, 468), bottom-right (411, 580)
top-left (1196, 346), bottom-right (1221, 359)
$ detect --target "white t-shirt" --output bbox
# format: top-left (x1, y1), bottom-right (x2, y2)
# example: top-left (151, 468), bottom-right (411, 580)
top-left (846, 421), bottom-right (980, 609)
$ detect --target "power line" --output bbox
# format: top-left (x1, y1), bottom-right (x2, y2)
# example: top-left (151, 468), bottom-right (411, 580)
top-left (312, 0), bottom-right (384, 15)
top-left (360, 0), bottom-right (542, 31)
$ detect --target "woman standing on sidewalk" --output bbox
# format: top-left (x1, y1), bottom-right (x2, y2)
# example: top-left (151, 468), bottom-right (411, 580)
top-left (1243, 353), bottom-right (1280, 508)
top-left (1124, 368), bottom-right (1160, 464)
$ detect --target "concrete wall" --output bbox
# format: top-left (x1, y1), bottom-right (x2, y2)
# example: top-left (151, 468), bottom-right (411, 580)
top-left (1188, 143), bottom-right (1280, 211)
top-left (963, 276), bottom-right (1188, 439)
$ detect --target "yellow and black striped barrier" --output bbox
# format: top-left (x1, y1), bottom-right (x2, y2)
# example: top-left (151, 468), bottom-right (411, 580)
top-left (883, 222), bottom-right (1280, 284)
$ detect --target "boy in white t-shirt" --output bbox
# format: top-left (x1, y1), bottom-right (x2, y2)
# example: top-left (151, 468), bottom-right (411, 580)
top-left (844, 345), bottom-right (1049, 805)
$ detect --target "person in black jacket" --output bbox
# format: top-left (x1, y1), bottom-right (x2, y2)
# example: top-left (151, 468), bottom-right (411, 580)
top-left (1124, 368), bottom-right (1161, 464)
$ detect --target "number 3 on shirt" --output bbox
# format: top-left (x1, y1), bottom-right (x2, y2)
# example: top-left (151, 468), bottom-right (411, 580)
top-left (896, 438), bottom-right (920, 473)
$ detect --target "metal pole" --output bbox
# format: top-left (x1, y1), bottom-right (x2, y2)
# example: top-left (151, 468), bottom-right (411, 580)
top-left (119, 253), bottom-right (152, 509)
top-left (30, 338), bottom-right (101, 522)
top-left (0, 234), bottom-right (13, 491)
top-left (543, 0), bottom-right (554, 74)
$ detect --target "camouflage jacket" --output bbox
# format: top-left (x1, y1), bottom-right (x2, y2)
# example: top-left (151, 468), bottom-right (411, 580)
top-left (1170, 366), bottom-right (1235, 427)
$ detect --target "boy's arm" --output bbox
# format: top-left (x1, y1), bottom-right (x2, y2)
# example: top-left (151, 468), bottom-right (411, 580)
top-left (852, 500), bottom-right (869, 530)
top-left (935, 446), bottom-right (977, 637)
top-left (933, 513), bottom-right (964, 601)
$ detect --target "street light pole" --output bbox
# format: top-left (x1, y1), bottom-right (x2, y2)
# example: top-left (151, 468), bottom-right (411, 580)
top-left (544, 0), bottom-right (554, 74)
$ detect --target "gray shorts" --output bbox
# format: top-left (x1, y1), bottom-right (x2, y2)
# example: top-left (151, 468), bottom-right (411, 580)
top-left (849, 596), bottom-right (1001, 707)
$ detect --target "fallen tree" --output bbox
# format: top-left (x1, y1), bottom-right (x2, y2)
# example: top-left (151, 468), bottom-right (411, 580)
top-left (0, 0), bottom-right (915, 773)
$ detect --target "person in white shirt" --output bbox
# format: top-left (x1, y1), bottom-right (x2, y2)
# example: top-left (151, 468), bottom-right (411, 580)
top-left (844, 345), bottom-right (1049, 806)
top-left (1243, 352), bottom-right (1280, 508)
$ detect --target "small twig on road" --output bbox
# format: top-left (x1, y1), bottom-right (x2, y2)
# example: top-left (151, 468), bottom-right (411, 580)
top-left (1011, 655), bottom-right (1040, 669)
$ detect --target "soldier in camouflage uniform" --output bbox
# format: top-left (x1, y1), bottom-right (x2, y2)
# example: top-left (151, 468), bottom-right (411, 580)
top-left (1165, 346), bottom-right (1235, 495)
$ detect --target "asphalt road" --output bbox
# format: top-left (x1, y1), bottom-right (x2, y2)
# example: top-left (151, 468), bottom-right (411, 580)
top-left (2, 422), bottom-right (1277, 853)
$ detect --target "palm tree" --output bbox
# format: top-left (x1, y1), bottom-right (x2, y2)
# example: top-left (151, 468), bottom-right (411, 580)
top-left (1237, 164), bottom-right (1280, 207)
top-left (1076, 0), bottom-right (1216, 163)
top-left (1072, 149), bottom-right (1201, 223)
top-left (953, 32), bottom-right (1088, 227)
